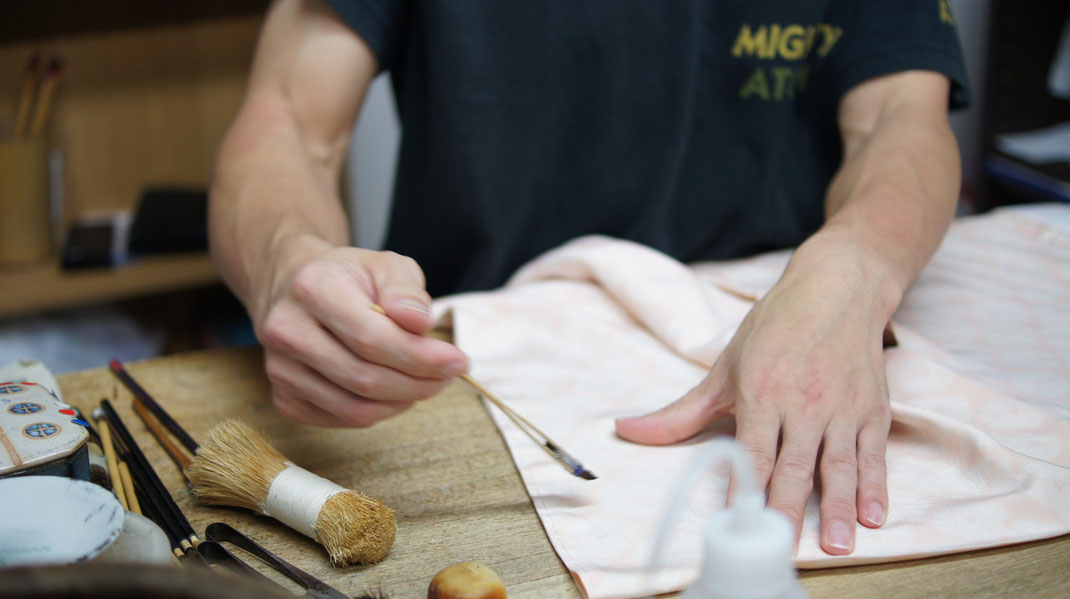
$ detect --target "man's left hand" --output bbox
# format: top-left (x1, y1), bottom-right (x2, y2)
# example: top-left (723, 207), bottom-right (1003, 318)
top-left (616, 238), bottom-right (893, 555)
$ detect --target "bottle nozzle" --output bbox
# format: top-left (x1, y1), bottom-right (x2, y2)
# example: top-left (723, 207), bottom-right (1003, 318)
top-left (648, 439), bottom-right (807, 599)
top-left (728, 490), bottom-right (765, 533)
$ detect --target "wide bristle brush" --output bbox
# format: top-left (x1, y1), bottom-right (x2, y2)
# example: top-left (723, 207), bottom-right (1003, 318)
top-left (110, 359), bottom-right (396, 566)
top-left (186, 420), bottom-right (396, 566)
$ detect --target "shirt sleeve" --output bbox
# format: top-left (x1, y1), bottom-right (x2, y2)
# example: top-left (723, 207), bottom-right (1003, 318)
top-left (321, 0), bottom-right (407, 71)
top-left (815, 0), bottom-right (971, 109)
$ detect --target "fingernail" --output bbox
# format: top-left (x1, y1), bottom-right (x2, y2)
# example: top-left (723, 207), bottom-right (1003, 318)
top-left (827, 520), bottom-right (852, 551)
top-left (444, 358), bottom-right (469, 376)
top-left (400, 299), bottom-right (430, 315)
top-left (865, 502), bottom-right (885, 526)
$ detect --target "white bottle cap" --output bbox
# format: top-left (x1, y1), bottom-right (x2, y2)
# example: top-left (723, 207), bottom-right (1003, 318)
top-left (682, 490), bottom-right (804, 599)
top-left (648, 439), bottom-right (808, 599)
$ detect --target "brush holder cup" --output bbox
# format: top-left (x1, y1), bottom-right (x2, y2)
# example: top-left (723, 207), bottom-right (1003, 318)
top-left (0, 137), bottom-right (52, 267)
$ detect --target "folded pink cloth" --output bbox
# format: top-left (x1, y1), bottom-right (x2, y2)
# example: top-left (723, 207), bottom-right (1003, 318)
top-left (435, 206), bottom-right (1070, 599)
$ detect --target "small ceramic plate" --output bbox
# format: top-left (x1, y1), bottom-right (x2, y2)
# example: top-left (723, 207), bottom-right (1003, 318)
top-left (0, 475), bottom-right (125, 566)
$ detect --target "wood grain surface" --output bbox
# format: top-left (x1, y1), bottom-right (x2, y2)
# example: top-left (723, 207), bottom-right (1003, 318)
top-left (0, 16), bottom-right (260, 217)
top-left (0, 253), bottom-right (218, 319)
top-left (58, 346), bottom-right (1069, 599)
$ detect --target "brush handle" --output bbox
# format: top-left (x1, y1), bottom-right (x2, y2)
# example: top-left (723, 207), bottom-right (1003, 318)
top-left (109, 359), bottom-right (200, 453)
top-left (262, 463), bottom-right (345, 540)
top-left (100, 399), bottom-right (197, 546)
top-left (132, 398), bottom-right (193, 471)
top-left (95, 420), bottom-right (129, 510)
top-left (460, 374), bottom-right (593, 477)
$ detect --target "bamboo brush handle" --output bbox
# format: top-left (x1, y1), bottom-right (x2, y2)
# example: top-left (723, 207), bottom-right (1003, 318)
top-left (133, 398), bottom-right (193, 470)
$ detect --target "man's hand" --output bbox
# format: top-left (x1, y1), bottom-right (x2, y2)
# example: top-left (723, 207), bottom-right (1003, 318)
top-left (208, 1), bottom-right (472, 426)
top-left (617, 68), bottom-right (959, 556)
top-left (616, 238), bottom-right (892, 555)
top-left (255, 238), bottom-right (469, 427)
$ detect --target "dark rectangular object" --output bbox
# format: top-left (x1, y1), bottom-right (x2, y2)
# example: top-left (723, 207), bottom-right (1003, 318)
top-left (978, 1), bottom-right (1070, 210)
top-left (61, 221), bottom-right (118, 269)
top-left (127, 187), bottom-right (209, 255)
top-left (1, 443), bottom-right (90, 481)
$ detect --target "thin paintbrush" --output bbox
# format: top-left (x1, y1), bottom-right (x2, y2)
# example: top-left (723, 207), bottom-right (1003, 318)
top-left (96, 400), bottom-right (200, 556)
top-left (459, 374), bottom-right (597, 480)
top-left (132, 397), bottom-right (193, 473)
top-left (95, 418), bottom-right (129, 510)
top-left (368, 303), bottom-right (597, 480)
top-left (110, 359), bottom-right (200, 453)
top-left (110, 359), bottom-right (194, 475)
top-left (97, 402), bottom-right (192, 554)
top-left (118, 460), bottom-right (142, 514)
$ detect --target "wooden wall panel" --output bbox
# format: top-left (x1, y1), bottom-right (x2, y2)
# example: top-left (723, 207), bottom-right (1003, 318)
top-left (0, 15), bottom-right (261, 217)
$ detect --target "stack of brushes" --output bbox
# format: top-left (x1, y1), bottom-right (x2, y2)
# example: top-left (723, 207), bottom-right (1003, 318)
top-left (92, 400), bottom-right (199, 559)
top-left (109, 359), bottom-right (396, 566)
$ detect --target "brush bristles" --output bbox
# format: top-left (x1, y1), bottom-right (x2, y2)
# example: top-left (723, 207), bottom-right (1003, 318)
top-left (188, 418), bottom-right (397, 566)
top-left (317, 491), bottom-right (396, 565)
top-left (187, 419), bottom-right (289, 510)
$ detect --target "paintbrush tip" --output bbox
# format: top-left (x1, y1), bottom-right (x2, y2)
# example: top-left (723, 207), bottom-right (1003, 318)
top-left (572, 466), bottom-right (597, 480)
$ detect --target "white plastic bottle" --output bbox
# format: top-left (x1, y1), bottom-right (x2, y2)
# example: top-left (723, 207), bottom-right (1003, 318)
top-left (94, 510), bottom-right (174, 565)
top-left (649, 439), bottom-right (808, 599)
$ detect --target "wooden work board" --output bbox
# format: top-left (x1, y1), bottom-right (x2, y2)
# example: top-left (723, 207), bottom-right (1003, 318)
top-left (59, 345), bottom-right (580, 598)
top-left (57, 346), bottom-right (1070, 599)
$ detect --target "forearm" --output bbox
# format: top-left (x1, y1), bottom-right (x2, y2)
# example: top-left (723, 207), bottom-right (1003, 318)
top-left (785, 72), bottom-right (959, 324)
top-left (209, 97), bottom-right (350, 320)
top-left (208, 0), bottom-right (375, 321)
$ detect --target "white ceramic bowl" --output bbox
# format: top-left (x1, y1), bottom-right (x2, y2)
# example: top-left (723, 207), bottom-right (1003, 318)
top-left (0, 475), bottom-right (125, 566)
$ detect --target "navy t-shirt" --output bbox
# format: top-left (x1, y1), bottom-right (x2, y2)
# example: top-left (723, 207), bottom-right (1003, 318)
top-left (323, 0), bottom-right (970, 296)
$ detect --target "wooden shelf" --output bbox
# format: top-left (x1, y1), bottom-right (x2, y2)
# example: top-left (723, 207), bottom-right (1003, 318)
top-left (0, 12), bottom-right (261, 318)
top-left (0, 0), bottom-right (265, 44)
top-left (0, 253), bottom-right (219, 319)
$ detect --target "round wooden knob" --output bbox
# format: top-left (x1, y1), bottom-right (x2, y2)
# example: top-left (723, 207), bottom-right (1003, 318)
top-left (427, 561), bottom-right (507, 599)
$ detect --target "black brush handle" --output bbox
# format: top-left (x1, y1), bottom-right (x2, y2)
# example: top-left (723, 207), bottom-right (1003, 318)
top-left (135, 484), bottom-right (183, 550)
top-left (109, 358), bottom-right (200, 453)
top-left (100, 399), bottom-right (196, 542)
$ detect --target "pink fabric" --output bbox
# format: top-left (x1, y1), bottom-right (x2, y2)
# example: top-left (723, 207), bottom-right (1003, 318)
top-left (434, 206), bottom-right (1070, 599)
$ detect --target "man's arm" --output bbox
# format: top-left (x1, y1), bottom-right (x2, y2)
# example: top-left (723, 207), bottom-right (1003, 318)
top-left (822, 69), bottom-right (959, 311)
top-left (617, 70), bottom-right (959, 555)
top-left (212, 0), bottom-right (366, 318)
top-left (211, 0), bottom-right (468, 428)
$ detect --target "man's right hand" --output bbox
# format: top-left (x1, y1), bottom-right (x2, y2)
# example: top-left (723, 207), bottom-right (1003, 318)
top-left (208, 1), bottom-right (466, 427)
top-left (254, 238), bottom-right (470, 427)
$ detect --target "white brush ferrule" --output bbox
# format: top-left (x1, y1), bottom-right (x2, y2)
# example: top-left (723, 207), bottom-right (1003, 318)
top-left (261, 463), bottom-right (344, 540)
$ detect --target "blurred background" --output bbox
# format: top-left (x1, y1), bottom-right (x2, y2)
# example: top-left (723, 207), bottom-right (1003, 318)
top-left (0, 0), bottom-right (1066, 373)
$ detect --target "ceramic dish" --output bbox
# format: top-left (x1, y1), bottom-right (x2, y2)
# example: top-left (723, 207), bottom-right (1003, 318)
top-left (0, 475), bottom-right (124, 566)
